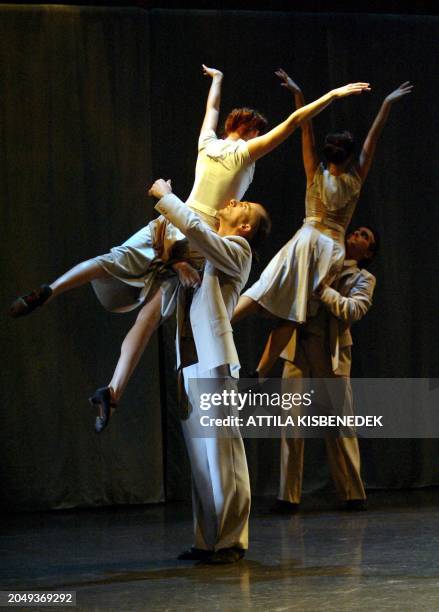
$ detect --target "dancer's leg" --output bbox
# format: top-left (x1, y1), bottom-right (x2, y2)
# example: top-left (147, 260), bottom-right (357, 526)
top-left (109, 288), bottom-right (162, 402)
top-left (10, 259), bottom-right (110, 317)
top-left (49, 259), bottom-right (108, 301)
top-left (231, 296), bottom-right (263, 324)
top-left (256, 321), bottom-right (297, 377)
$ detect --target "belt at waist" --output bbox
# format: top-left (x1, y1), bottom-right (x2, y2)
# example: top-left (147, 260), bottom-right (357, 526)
top-left (304, 216), bottom-right (345, 234)
top-left (188, 200), bottom-right (219, 220)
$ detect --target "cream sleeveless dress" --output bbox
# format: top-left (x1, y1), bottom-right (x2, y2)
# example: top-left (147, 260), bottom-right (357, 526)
top-left (91, 129), bottom-right (255, 312)
top-left (244, 164), bottom-right (361, 323)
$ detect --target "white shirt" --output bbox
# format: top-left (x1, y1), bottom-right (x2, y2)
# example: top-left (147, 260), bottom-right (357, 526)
top-left (187, 129), bottom-right (255, 221)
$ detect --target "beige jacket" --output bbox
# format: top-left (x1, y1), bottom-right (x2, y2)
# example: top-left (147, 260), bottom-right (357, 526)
top-left (282, 261), bottom-right (376, 376)
top-left (155, 193), bottom-right (252, 377)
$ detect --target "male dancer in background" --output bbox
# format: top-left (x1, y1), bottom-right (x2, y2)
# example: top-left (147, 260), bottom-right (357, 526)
top-left (272, 226), bottom-right (378, 513)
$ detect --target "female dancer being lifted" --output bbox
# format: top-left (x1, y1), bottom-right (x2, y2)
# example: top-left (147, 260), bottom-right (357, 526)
top-left (11, 65), bottom-right (370, 431)
top-left (232, 69), bottom-right (412, 378)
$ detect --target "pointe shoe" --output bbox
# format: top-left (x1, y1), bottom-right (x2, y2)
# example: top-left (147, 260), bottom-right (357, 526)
top-left (10, 284), bottom-right (52, 318)
top-left (89, 387), bottom-right (117, 434)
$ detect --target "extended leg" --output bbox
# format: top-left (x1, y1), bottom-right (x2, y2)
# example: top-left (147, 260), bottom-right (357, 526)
top-left (109, 288), bottom-right (162, 402)
top-left (10, 259), bottom-right (109, 317)
top-left (49, 259), bottom-right (108, 301)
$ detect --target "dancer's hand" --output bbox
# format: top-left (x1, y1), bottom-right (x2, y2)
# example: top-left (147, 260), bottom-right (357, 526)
top-left (173, 262), bottom-right (201, 288)
top-left (384, 81), bottom-right (413, 105)
top-left (331, 83), bottom-right (371, 98)
top-left (202, 64), bottom-right (223, 80)
top-left (148, 179), bottom-right (172, 199)
top-left (275, 68), bottom-right (301, 94)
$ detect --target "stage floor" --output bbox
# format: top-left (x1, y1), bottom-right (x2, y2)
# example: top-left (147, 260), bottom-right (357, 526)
top-left (2, 489), bottom-right (439, 611)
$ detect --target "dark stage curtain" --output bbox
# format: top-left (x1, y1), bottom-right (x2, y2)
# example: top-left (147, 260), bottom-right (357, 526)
top-left (1, 6), bottom-right (438, 511)
top-left (1, 6), bottom-right (164, 511)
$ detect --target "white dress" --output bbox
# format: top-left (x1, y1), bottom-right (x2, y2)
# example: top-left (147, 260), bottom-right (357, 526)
top-left (92, 129), bottom-right (255, 312)
top-left (244, 164), bottom-right (361, 323)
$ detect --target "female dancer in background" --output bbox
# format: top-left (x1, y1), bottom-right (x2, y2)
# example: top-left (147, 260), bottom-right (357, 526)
top-left (11, 65), bottom-right (370, 430)
top-left (232, 69), bottom-right (412, 378)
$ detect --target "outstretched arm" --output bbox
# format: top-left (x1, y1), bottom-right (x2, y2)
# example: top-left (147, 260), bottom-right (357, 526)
top-left (199, 64), bottom-right (224, 136)
top-left (275, 69), bottom-right (319, 184)
top-left (357, 81), bottom-right (413, 182)
top-left (247, 81), bottom-right (370, 163)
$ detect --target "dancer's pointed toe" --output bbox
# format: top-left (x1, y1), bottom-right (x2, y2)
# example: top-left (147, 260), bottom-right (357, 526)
top-left (10, 284), bottom-right (52, 318)
top-left (89, 387), bottom-right (117, 433)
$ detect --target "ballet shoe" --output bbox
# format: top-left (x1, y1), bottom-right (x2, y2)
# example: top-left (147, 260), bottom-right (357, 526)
top-left (89, 387), bottom-right (117, 434)
top-left (10, 284), bottom-right (52, 318)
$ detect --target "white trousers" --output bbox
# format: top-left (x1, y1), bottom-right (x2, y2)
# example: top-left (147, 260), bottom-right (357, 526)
top-left (182, 363), bottom-right (250, 551)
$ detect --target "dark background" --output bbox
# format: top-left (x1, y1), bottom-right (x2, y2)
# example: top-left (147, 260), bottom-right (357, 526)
top-left (1, 3), bottom-right (438, 511)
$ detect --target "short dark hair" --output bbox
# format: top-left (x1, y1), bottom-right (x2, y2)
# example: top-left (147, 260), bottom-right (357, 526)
top-left (323, 131), bottom-right (355, 165)
top-left (249, 205), bottom-right (271, 261)
top-left (224, 108), bottom-right (268, 137)
top-left (359, 224), bottom-right (380, 268)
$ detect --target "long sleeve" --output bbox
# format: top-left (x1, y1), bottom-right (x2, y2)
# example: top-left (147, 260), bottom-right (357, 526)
top-left (155, 193), bottom-right (251, 278)
top-left (320, 271), bottom-right (376, 325)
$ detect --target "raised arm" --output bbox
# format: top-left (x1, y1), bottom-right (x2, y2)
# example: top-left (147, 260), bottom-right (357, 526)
top-left (247, 81), bottom-right (370, 163)
top-left (148, 180), bottom-right (250, 278)
top-left (199, 64), bottom-right (224, 136)
top-left (357, 81), bottom-right (413, 182)
top-left (275, 69), bottom-right (319, 183)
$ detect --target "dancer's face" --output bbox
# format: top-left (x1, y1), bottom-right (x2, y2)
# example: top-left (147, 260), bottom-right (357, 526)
top-left (346, 227), bottom-right (375, 262)
top-left (219, 199), bottom-right (264, 236)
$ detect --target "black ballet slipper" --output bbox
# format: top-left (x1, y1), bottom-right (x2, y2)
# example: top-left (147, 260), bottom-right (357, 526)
top-left (10, 284), bottom-right (52, 318)
top-left (89, 387), bottom-right (117, 434)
